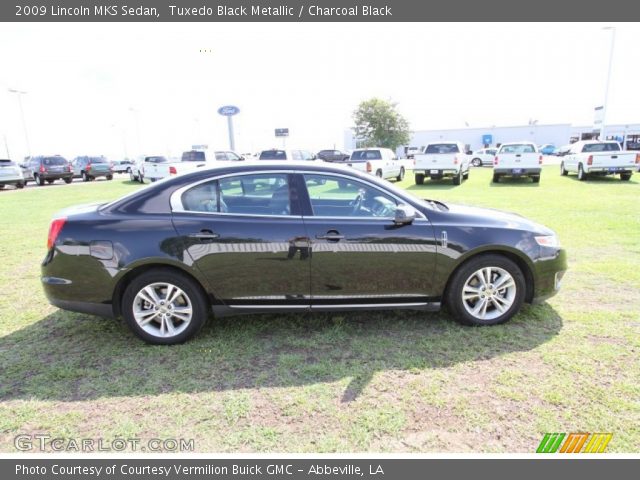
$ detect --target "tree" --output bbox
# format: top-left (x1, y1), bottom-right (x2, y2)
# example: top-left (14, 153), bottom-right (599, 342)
top-left (352, 98), bottom-right (411, 150)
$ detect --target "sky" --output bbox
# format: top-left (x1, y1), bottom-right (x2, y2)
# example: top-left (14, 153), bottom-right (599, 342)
top-left (0, 22), bottom-right (639, 161)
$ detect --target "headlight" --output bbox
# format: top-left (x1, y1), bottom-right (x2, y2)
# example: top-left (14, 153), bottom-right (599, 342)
top-left (535, 235), bottom-right (560, 248)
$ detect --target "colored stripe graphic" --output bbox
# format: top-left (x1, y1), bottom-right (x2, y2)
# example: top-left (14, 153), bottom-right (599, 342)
top-left (560, 433), bottom-right (589, 453)
top-left (536, 433), bottom-right (565, 453)
top-left (584, 433), bottom-right (613, 453)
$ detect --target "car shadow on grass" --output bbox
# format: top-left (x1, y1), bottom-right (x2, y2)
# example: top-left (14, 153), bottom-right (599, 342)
top-left (562, 174), bottom-right (638, 184)
top-left (0, 304), bottom-right (562, 403)
top-left (405, 181), bottom-right (459, 191)
top-left (488, 177), bottom-right (540, 187)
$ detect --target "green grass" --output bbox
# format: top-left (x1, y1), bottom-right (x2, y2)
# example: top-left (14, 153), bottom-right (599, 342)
top-left (0, 168), bottom-right (639, 453)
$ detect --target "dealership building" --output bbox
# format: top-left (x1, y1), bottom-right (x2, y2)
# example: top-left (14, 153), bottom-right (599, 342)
top-left (344, 122), bottom-right (640, 155)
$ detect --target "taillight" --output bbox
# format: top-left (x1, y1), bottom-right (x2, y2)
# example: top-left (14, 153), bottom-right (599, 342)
top-left (494, 156), bottom-right (499, 165)
top-left (539, 155), bottom-right (543, 165)
top-left (86, 163), bottom-right (92, 171)
top-left (47, 217), bottom-right (67, 250)
top-left (635, 154), bottom-right (640, 164)
top-left (67, 164), bottom-right (72, 172)
top-left (169, 166), bottom-right (177, 175)
top-left (109, 163), bottom-right (114, 171)
top-left (39, 165), bottom-right (46, 173)
top-left (413, 159), bottom-right (416, 166)
top-left (453, 156), bottom-right (459, 165)
top-left (366, 161), bottom-right (372, 173)
top-left (587, 155), bottom-right (593, 166)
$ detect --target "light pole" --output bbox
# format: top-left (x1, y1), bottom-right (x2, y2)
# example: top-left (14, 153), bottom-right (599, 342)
top-left (600, 26), bottom-right (616, 140)
top-left (129, 107), bottom-right (142, 154)
top-left (8, 88), bottom-right (31, 157)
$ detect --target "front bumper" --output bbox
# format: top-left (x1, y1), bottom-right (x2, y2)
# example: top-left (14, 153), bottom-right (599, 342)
top-left (531, 248), bottom-right (567, 304)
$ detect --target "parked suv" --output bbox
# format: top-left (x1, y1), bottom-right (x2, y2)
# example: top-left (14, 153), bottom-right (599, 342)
top-left (24, 155), bottom-right (73, 186)
top-left (71, 156), bottom-right (113, 181)
top-left (258, 149), bottom-right (317, 161)
top-left (317, 149), bottom-right (350, 162)
top-left (0, 159), bottom-right (26, 189)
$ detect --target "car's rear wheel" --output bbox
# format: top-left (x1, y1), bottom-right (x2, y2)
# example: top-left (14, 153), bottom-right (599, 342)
top-left (620, 173), bottom-right (631, 181)
top-left (138, 173), bottom-right (144, 184)
top-left (47, 179), bottom-right (54, 184)
top-left (376, 169), bottom-right (383, 179)
top-left (16, 182), bottom-right (25, 189)
top-left (396, 167), bottom-right (405, 182)
top-left (453, 170), bottom-right (462, 185)
top-left (415, 173), bottom-right (425, 185)
top-left (531, 175), bottom-right (541, 183)
top-left (446, 254), bottom-right (525, 326)
top-left (82, 172), bottom-right (90, 182)
top-left (106, 175), bottom-right (113, 181)
top-left (35, 174), bottom-right (45, 186)
top-left (129, 170), bottom-right (137, 182)
top-left (122, 269), bottom-right (209, 345)
top-left (578, 164), bottom-right (587, 181)
top-left (492, 173), bottom-right (500, 183)
top-left (472, 158), bottom-right (482, 167)
top-left (463, 168), bottom-right (469, 180)
top-left (560, 162), bottom-right (568, 176)
top-left (63, 177), bottom-right (72, 184)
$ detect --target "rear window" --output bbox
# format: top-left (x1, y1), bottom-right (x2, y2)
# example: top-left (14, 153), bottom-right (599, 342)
top-left (425, 144), bottom-right (460, 154)
top-left (259, 150), bottom-right (287, 160)
top-left (582, 143), bottom-right (621, 153)
top-left (350, 150), bottom-right (382, 160)
top-left (499, 144), bottom-right (536, 154)
top-left (43, 157), bottom-right (67, 166)
top-left (0, 159), bottom-right (16, 166)
top-left (181, 151), bottom-right (205, 162)
top-left (88, 157), bottom-right (107, 164)
top-left (146, 156), bottom-right (168, 163)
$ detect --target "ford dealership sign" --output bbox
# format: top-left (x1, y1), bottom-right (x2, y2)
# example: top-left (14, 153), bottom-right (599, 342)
top-left (217, 105), bottom-right (240, 116)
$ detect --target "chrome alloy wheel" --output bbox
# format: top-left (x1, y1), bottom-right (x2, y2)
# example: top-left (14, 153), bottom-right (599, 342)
top-left (133, 282), bottom-right (193, 338)
top-left (461, 266), bottom-right (516, 321)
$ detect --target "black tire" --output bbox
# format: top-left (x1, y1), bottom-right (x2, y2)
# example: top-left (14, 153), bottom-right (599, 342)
top-left (452, 170), bottom-right (462, 185)
top-left (472, 158), bottom-right (482, 167)
top-left (620, 173), bottom-right (631, 181)
top-left (492, 173), bottom-right (500, 183)
top-left (47, 179), bottom-right (54, 184)
top-left (376, 169), bottom-right (383, 179)
top-left (138, 173), bottom-right (144, 184)
top-left (63, 177), bottom-right (72, 184)
top-left (463, 168), bottom-right (469, 180)
top-left (129, 170), bottom-right (137, 182)
top-left (106, 175), bottom-right (113, 181)
top-left (577, 163), bottom-right (587, 181)
top-left (446, 254), bottom-right (526, 326)
top-left (16, 182), bottom-right (25, 189)
top-left (414, 173), bottom-right (425, 185)
top-left (560, 162), bottom-right (568, 176)
top-left (121, 269), bottom-right (209, 345)
top-left (396, 167), bottom-right (405, 182)
top-left (82, 171), bottom-right (90, 182)
top-left (126, 167), bottom-right (132, 174)
top-left (531, 175), bottom-right (541, 183)
top-left (0, 184), bottom-right (4, 189)
top-left (36, 174), bottom-right (45, 186)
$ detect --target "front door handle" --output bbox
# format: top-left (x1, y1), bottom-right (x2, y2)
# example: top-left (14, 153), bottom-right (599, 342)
top-left (188, 230), bottom-right (220, 240)
top-left (316, 231), bottom-right (345, 242)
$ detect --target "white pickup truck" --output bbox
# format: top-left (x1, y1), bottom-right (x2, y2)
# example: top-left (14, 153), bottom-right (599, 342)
top-left (413, 141), bottom-right (470, 185)
top-left (560, 140), bottom-right (638, 181)
top-left (493, 142), bottom-right (542, 183)
top-left (347, 148), bottom-right (408, 181)
top-left (137, 150), bottom-right (245, 182)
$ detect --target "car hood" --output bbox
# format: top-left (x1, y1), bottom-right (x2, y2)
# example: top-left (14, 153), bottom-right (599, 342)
top-left (441, 203), bottom-right (555, 235)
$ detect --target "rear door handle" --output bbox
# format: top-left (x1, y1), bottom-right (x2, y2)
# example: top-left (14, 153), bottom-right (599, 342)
top-left (188, 230), bottom-right (220, 240)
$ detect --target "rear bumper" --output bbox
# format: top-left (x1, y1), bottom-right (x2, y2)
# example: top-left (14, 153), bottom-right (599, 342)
top-left (494, 168), bottom-right (541, 175)
top-left (0, 176), bottom-right (25, 184)
top-left (43, 173), bottom-right (73, 180)
top-left (42, 276), bottom-right (115, 318)
top-left (585, 167), bottom-right (633, 174)
top-left (415, 168), bottom-right (460, 177)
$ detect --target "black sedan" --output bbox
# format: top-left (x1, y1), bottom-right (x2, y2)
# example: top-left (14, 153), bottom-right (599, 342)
top-left (42, 162), bottom-right (567, 344)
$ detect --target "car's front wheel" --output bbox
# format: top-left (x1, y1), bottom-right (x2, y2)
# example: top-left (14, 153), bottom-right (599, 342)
top-left (446, 254), bottom-right (525, 326)
top-left (396, 167), bottom-right (405, 182)
top-left (122, 269), bottom-right (209, 345)
top-left (560, 162), bottom-right (568, 176)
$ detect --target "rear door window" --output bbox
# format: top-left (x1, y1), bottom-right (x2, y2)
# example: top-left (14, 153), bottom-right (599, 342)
top-left (425, 144), bottom-right (460, 154)
top-left (350, 150), bottom-right (382, 160)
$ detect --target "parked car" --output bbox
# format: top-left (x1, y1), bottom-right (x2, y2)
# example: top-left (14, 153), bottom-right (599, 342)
top-left (347, 148), bottom-right (407, 181)
top-left (0, 159), bottom-right (26, 189)
top-left (406, 146), bottom-right (425, 159)
top-left (560, 141), bottom-right (638, 181)
top-left (258, 149), bottom-right (317, 161)
top-left (142, 150), bottom-right (246, 182)
top-left (71, 156), bottom-right (113, 181)
top-left (24, 155), bottom-right (73, 186)
top-left (112, 160), bottom-right (133, 174)
top-left (538, 144), bottom-right (557, 155)
top-left (130, 155), bottom-right (169, 183)
top-left (493, 142), bottom-right (542, 183)
top-left (470, 148), bottom-right (497, 167)
top-left (41, 161), bottom-right (567, 344)
top-left (317, 149), bottom-right (350, 162)
top-left (413, 142), bottom-right (471, 185)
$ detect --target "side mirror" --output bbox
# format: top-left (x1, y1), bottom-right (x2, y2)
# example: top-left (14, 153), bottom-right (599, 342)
top-left (394, 204), bottom-right (417, 225)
